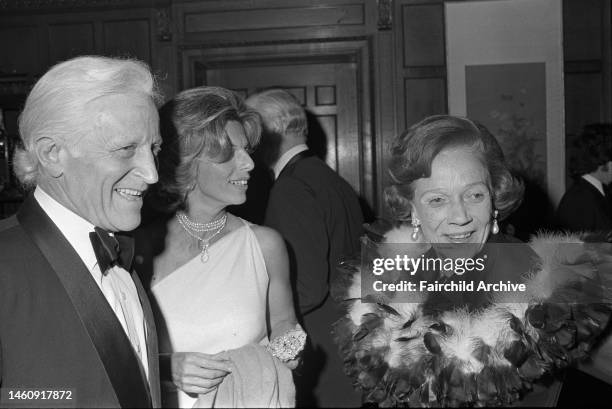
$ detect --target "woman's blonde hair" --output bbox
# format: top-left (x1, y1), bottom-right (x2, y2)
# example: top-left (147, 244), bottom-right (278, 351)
top-left (152, 86), bottom-right (261, 212)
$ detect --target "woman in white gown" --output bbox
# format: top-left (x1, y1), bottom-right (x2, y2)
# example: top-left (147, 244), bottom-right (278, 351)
top-left (138, 86), bottom-right (303, 408)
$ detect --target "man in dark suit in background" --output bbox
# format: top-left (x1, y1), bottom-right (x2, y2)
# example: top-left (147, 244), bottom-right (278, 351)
top-left (247, 89), bottom-right (364, 407)
top-left (0, 56), bottom-right (162, 408)
top-left (555, 124), bottom-right (612, 232)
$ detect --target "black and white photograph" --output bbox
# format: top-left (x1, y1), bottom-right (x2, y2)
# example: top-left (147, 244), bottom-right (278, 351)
top-left (1, 0), bottom-right (612, 407)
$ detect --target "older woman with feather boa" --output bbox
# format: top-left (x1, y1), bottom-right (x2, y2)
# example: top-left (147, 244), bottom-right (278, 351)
top-left (332, 115), bottom-right (612, 407)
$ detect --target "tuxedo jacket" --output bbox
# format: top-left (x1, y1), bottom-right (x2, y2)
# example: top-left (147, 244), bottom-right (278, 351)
top-left (0, 195), bottom-right (161, 408)
top-left (555, 177), bottom-right (612, 233)
top-left (264, 152), bottom-right (364, 406)
top-left (264, 152), bottom-right (364, 314)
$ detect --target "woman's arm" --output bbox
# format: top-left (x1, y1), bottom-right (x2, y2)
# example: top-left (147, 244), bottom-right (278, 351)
top-left (159, 352), bottom-right (232, 395)
top-left (252, 226), bottom-right (298, 340)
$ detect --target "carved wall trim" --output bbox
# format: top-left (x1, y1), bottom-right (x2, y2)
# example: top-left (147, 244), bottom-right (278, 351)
top-left (377, 0), bottom-right (392, 31)
top-left (156, 7), bottom-right (172, 42)
top-left (182, 3), bottom-right (365, 34)
top-left (0, 76), bottom-right (31, 96)
top-left (178, 35), bottom-right (370, 50)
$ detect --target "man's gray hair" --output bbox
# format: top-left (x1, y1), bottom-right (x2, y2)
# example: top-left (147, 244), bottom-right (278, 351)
top-left (14, 55), bottom-right (160, 188)
top-left (245, 89), bottom-right (307, 139)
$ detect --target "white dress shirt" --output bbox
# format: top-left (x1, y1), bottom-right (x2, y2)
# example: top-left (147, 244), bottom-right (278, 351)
top-left (582, 174), bottom-right (606, 197)
top-left (273, 143), bottom-right (309, 180)
top-left (34, 187), bottom-right (149, 379)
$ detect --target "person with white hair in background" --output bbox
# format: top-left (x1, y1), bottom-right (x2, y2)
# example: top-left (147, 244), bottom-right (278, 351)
top-left (246, 89), bottom-right (364, 407)
top-left (0, 56), bottom-right (162, 408)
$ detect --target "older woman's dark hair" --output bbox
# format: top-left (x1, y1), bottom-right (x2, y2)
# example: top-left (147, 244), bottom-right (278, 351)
top-left (152, 86), bottom-right (261, 212)
top-left (385, 115), bottom-right (524, 222)
top-left (568, 123), bottom-right (612, 177)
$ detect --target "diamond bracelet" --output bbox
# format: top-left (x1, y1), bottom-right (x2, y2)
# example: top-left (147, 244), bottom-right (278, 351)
top-left (266, 323), bottom-right (307, 362)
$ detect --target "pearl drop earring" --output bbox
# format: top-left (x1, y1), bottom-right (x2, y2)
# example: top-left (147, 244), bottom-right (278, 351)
top-left (411, 216), bottom-right (421, 241)
top-left (492, 210), bottom-right (499, 234)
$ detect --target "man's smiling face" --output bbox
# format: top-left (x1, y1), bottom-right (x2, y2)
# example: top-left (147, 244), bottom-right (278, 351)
top-left (57, 93), bottom-right (161, 232)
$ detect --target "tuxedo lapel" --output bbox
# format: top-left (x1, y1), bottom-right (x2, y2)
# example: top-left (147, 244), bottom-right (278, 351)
top-left (132, 272), bottom-right (161, 408)
top-left (580, 179), bottom-right (611, 215)
top-left (17, 195), bottom-right (152, 408)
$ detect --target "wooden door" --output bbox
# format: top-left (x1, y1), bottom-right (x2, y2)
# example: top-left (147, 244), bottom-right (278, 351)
top-left (205, 61), bottom-right (360, 191)
top-left (181, 39), bottom-right (375, 214)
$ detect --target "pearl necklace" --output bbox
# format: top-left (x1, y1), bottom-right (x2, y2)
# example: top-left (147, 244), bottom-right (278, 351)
top-left (176, 211), bottom-right (228, 262)
top-left (177, 210), bottom-right (227, 232)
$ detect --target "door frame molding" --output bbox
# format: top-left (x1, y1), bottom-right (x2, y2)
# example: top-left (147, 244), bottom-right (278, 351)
top-left (178, 36), bottom-right (376, 213)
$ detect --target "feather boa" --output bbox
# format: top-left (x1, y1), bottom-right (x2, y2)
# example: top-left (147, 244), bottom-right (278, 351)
top-left (332, 230), bottom-right (612, 407)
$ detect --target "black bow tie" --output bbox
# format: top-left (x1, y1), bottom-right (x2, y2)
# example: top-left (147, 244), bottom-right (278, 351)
top-left (89, 227), bottom-right (135, 274)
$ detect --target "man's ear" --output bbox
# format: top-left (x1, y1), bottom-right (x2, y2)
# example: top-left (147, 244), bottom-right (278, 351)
top-left (34, 137), bottom-right (64, 178)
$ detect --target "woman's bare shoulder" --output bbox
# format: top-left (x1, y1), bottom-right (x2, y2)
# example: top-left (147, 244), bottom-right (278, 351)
top-left (249, 224), bottom-right (285, 250)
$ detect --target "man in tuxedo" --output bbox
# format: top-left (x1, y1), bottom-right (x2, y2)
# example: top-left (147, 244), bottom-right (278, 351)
top-left (556, 124), bottom-right (612, 232)
top-left (246, 89), bottom-right (364, 407)
top-left (0, 56), bottom-right (162, 408)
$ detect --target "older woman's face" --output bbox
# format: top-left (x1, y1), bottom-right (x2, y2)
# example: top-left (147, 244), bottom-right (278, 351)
top-left (411, 147), bottom-right (493, 251)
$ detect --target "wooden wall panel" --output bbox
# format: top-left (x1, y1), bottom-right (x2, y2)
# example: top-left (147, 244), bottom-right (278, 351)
top-left (401, 3), bottom-right (445, 67)
top-left (373, 25), bottom-right (398, 220)
top-left (103, 19), bottom-right (151, 63)
top-left (334, 60), bottom-right (360, 192)
top-left (565, 72), bottom-right (602, 136)
top-left (0, 26), bottom-right (39, 74)
top-left (48, 23), bottom-right (95, 65)
top-left (316, 114), bottom-right (338, 171)
top-left (403, 77), bottom-right (446, 129)
top-left (175, 0), bottom-right (375, 44)
top-left (315, 85), bottom-right (336, 106)
top-left (396, 0), bottom-right (447, 138)
top-left (563, 0), bottom-right (602, 61)
top-left (184, 4), bottom-right (364, 33)
top-left (0, 5), bottom-right (160, 77)
top-left (563, 0), bottom-right (611, 140)
top-left (284, 87), bottom-right (307, 106)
